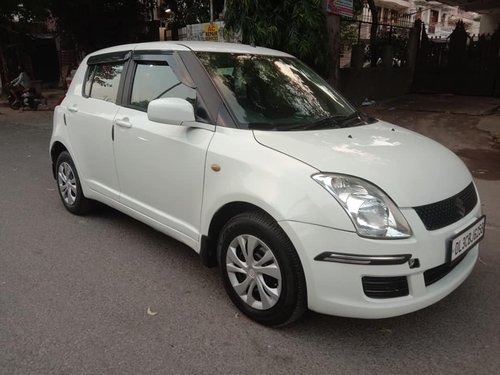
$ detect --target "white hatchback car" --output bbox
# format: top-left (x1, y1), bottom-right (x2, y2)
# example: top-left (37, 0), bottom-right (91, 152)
top-left (50, 41), bottom-right (485, 326)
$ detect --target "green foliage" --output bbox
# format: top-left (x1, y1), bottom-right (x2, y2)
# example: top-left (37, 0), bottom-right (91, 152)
top-left (164, 0), bottom-right (225, 28)
top-left (340, 0), bottom-right (365, 54)
top-left (341, 21), bottom-right (358, 52)
top-left (0, 0), bottom-right (46, 22)
top-left (377, 28), bottom-right (409, 60)
top-left (0, 0), bottom-right (49, 23)
top-left (353, 0), bottom-right (364, 14)
top-left (224, 0), bottom-right (329, 75)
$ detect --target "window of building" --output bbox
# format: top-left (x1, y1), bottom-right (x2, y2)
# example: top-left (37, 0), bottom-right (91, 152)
top-left (430, 10), bottom-right (439, 24)
top-left (390, 9), bottom-right (398, 25)
top-left (382, 7), bottom-right (389, 24)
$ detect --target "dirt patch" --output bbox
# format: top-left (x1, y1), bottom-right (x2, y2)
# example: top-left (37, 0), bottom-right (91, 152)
top-left (456, 149), bottom-right (500, 180)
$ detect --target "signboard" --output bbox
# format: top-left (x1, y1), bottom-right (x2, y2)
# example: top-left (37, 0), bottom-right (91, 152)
top-left (327, 0), bottom-right (353, 18)
top-left (204, 23), bottom-right (219, 41)
top-left (179, 21), bottom-right (241, 43)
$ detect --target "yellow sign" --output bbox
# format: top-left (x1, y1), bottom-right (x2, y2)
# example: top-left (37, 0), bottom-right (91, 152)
top-left (204, 23), bottom-right (219, 41)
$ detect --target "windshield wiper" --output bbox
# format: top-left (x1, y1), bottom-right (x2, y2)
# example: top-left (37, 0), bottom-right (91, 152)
top-left (331, 112), bottom-right (362, 125)
top-left (334, 111), bottom-right (377, 126)
top-left (247, 122), bottom-right (280, 130)
top-left (289, 112), bottom-right (363, 131)
top-left (298, 116), bottom-right (342, 130)
top-left (247, 112), bottom-right (368, 131)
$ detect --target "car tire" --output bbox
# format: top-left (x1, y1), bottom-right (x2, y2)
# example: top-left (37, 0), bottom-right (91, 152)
top-left (218, 211), bottom-right (307, 326)
top-left (55, 151), bottom-right (92, 215)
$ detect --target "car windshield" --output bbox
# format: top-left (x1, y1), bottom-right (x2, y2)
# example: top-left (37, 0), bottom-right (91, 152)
top-left (196, 52), bottom-right (360, 131)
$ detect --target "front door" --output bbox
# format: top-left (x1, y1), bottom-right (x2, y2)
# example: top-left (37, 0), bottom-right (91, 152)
top-left (113, 58), bottom-right (214, 242)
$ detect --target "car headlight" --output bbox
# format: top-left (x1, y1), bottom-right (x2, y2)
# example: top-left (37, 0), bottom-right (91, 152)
top-left (312, 173), bottom-right (412, 239)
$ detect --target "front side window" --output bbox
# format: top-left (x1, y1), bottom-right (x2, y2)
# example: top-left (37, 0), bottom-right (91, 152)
top-left (197, 52), bottom-right (359, 131)
top-left (87, 63), bottom-right (124, 103)
top-left (130, 61), bottom-right (196, 111)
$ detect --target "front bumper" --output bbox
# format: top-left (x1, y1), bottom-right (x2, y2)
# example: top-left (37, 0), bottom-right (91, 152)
top-left (279, 204), bottom-right (482, 319)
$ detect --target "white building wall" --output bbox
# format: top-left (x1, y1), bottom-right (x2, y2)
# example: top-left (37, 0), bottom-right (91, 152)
top-left (479, 11), bottom-right (500, 34)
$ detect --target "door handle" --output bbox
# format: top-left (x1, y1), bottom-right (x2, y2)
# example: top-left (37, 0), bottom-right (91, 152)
top-left (114, 118), bottom-right (132, 128)
top-left (68, 104), bottom-right (78, 113)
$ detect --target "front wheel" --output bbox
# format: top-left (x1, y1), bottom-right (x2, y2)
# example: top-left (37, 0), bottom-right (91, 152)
top-left (218, 211), bottom-right (307, 326)
top-left (55, 151), bottom-right (92, 215)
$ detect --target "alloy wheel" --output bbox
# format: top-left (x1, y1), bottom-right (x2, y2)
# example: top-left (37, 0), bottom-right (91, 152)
top-left (225, 234), bottom-right (282, 310)
top-left (58, 162), bottom-right (77, 206)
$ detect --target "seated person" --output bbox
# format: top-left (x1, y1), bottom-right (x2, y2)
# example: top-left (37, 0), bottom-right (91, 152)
top-left (9, 65), bottom-right (31, 104)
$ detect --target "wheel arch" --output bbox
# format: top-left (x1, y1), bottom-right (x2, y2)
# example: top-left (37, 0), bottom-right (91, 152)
top-left (50, 141), bottom-right (69, 178)
top-left (200, 201), bottom-right (276, 268)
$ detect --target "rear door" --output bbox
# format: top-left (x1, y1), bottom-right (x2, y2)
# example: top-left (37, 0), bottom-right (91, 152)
top-left (65, 52), bottom-right (129, 201)
top-left (112, 52), bottom-right (215, 242)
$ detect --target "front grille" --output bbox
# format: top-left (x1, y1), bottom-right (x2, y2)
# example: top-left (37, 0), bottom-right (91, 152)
top-left (362, 276), bottom-right (409, 299)
top-left (424, 252), bottom-right (467, 286)
top-left (414, 183), bottom-right (477, 231)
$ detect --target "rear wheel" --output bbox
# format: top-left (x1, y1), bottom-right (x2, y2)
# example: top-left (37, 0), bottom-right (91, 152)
top-left (55, 151), bottom-right (92, 214)
top-left (218, 211), bottom-right (307, 326)
top-left (9, 99), bottom-right (20, 110)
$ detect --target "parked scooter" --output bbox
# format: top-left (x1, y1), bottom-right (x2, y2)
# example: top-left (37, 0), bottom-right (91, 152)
top-left (6, 83), bottom-right (45, 110)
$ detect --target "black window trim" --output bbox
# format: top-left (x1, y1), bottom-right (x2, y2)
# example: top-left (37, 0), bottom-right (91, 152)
top-left (87, 51), bottom-right (131, 65)
top-left (121, 51), bottom-right (212, 123)
top-left (177, 50), bottom-right (235, 128)
top-left (82, 64), bottom-right (96, 99)
top-left (82, 62), bottom-right (127, 104)
top-left (83, 51), bottom-right (131, 104)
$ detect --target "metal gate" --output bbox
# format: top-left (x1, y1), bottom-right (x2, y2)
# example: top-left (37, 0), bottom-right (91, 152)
top-left (413, 20), bottom-right (500, 97)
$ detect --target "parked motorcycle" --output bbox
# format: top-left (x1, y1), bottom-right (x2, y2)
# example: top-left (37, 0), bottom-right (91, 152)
top-left (6, 83), bottom-right (45, 110)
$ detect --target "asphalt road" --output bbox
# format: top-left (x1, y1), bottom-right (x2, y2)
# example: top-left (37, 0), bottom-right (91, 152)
top-left (1, 111), bottom-right (499, 374)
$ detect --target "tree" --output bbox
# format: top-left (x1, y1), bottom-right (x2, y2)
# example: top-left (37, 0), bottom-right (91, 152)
top-left (366, 0), bottom-right (379, 67)
top-left (224, 0), bottom-right (330, 78)
top-left (0, 0), bottom-right (50, 85)
top-left (165, 0), bottom-right (221, 25)
top-left (0, 0), bottom-right (48, 24)
top-left (47, 0), bottom-right (146, 52)
top-left (322, 0), bottom-right (341, 86)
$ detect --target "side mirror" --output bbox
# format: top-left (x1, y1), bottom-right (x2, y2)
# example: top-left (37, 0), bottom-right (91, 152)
top-left (147, 98), bottom-right (195, 125)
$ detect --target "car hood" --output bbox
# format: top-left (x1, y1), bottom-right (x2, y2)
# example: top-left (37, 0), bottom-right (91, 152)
top-left (253, 121), bottom-right (472, 207)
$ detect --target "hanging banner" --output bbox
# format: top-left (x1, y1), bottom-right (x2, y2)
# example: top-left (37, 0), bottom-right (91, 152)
top-left (327, 0), bottom-right (353, 18)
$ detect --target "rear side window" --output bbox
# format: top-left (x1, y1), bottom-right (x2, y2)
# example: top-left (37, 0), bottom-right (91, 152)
top-left (130, 61), bottom-right (196, 111)
top-left (84, 63), bottom-right (124, 103)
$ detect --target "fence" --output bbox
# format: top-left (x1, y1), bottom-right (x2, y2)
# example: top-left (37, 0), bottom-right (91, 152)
top-left (340, 4), bottom-right (414, 68)
top-left (413, 20), bottom-right (500, 96)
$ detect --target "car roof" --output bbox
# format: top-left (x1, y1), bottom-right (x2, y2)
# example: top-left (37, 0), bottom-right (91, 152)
top-left (86, 41), bottom-right (294, 58)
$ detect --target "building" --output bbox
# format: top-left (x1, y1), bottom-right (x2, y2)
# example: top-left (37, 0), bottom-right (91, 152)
top-left (411, 0), bottom-right (480, 37)
top-left (436, 0), bottom-right (500, 34)
top-left (370, 0), bottom-right (480, 37)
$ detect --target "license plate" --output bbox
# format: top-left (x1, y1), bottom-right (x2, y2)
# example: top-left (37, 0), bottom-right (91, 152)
top-left (448, 216), bottom-right (486, 262)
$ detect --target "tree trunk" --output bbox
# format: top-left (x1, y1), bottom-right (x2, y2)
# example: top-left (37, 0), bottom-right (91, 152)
top-left (367, 0), bottom-right (378, 67)
top-left (0, 46), bottom-right (8, 92)
top-left (322, 0), bottom-right (341, 88)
